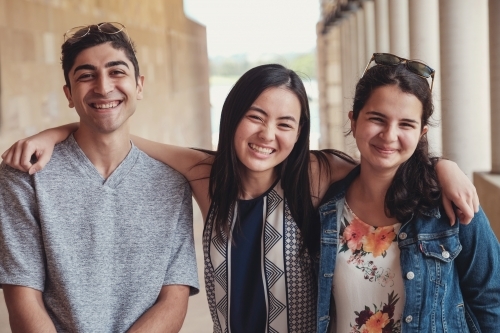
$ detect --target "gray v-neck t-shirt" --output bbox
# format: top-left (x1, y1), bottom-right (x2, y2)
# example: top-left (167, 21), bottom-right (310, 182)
top-left (0, 135), bottom-right (199, 332)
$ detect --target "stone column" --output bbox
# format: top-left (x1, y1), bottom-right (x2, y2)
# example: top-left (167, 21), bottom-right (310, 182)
top-left (490, 0), bottom-right (500, 173)
top-left (355, 6), bottom-right (366, 72)
top-left (408, 0), bottom-right (442, 154)
top-left (316, 22), bottom-right (330, 149)
top-left (362, 0), bottom-right (377, 59)
top-left (439, 0), bottom-right (491, 178)
top-left (388, 0), bottom-right (410, 57)
top-left (374, 0), bottom-right (390, 52)
top-left (322, 23), bottom-right (345, 150)
top-left (340, 15), bottom-right (354, 154)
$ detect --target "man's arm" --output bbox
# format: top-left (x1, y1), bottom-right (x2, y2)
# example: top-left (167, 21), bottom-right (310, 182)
top-left (455, 208), bottom-right (500, 331)
top-left (2, 285), bottom-right (56, 333)
top-left (126, 285), bottom-right (190, 333)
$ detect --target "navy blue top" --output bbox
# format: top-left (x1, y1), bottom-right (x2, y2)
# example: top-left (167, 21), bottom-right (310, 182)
top-left (230, 195), bottom-right (266, 333)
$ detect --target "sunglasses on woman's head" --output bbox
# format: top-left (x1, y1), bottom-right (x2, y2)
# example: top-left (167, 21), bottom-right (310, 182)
top-left (363, 53), bottom-right (435, 91)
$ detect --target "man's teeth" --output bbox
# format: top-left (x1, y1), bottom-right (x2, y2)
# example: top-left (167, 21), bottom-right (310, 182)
top-left (249, 144), bottom-right (274, 154)
top-left (93, 101), bottom-right (119, 109)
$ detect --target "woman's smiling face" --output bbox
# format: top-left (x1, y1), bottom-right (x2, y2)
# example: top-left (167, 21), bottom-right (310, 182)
top-left (233, 86), bottom-right (301, 179)
top-left (350, 84), bottom-right (428, 174)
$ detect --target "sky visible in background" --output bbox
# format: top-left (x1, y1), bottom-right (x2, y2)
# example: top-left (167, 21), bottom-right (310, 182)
top-left (183, 0), bottom-right (322, 149)
top-left (183, 0), bottom-right (320, 59)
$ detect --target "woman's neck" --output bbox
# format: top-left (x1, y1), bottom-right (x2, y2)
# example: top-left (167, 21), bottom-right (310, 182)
top-left (239, 168), bottom-right (277, 200)
top-left (346, 164), bottom-right (399, 227)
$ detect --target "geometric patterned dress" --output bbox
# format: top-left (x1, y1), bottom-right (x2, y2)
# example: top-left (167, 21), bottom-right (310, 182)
top-left (203, 181), bottom-right (317, 333)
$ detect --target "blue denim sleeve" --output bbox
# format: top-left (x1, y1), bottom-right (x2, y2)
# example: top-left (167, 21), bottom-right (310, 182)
top-left (456, 207), bottom-right (500, 332)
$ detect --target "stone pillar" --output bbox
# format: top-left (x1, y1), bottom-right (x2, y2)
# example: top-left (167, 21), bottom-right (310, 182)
top-left (316, 22), bottom-right (330, 149)
top-left (339, 12), bottom-right (359, 156)
top-left (408, 0), bottom-right (442, 154)
top-left (362, 0), bottom-right (377, 59)
top-left (374, 0), bottom-right (390, 52)
top-left (388, 0), bottom-right (410, 57)
top-left (490, 0), bottom-right (500, 173)
top-left (439, 0), bottom-right (491, 178)
top-left (355, 6), bottom-right (366, 72)
top-left (322, 23), bottom-right (345, 150)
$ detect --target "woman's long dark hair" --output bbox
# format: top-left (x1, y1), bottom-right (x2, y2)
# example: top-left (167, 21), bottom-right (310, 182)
top-left (209, 64), bottom-right (315, 248)
top-left (351, 64), bottom-right (441, 222)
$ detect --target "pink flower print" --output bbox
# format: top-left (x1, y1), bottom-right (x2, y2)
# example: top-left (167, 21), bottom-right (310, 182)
top-left (363, 226), bottom-right (396, 257)
top-left (343, 217), bottom-right (373, 252)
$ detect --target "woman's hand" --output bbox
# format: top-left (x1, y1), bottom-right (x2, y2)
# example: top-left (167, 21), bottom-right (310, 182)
top-left (436, 159), bottom-right (480, 225)
top-left (1, 124), bottom-right (77, 174)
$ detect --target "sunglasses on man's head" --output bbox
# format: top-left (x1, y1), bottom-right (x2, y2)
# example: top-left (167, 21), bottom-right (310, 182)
top-left (363, 53), bottom-right (435, 91)
top-left (63, 22), bottom-right (132, 47)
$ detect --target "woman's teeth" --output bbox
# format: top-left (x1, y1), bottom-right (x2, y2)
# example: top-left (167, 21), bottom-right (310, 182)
top-left (249, 143), bottom-right (274, 154)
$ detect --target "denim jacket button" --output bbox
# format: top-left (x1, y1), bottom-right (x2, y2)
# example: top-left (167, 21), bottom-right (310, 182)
top-left (405, 315), bottom-right (413, 323)
top-left (442, 251), bottom-right (450, 259)
top-left (399, 232), bottom-right (407, 240)
top-left (406, 271), bottom-right (415, 280)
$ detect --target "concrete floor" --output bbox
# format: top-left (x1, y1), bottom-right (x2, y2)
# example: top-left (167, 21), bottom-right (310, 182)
top-left (0, 292), bottom-right (8, 333)
top-left (180, 214), bottom-right (212, 332)
top-left (0, 209), bottom-right (212, 333)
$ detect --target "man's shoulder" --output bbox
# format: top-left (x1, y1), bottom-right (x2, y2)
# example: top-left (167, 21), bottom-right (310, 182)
top-left (133, 148), bottom-right (188, 184)
top-left (134, 148), bottom-right (184, 176)
top-left (0, 162), bottom-right (31, 183)
top-left (43, 136), bottom-right (78, 168)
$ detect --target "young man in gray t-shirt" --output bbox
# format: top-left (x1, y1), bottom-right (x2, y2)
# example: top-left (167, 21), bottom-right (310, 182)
top-left (0, 23), bottom-right (198, 333)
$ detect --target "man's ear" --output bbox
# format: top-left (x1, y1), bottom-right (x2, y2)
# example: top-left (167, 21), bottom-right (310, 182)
top-left (63, 85), bottom-right (74, 108)
top-left (348, 111), bottom-right (356, 137)
top-left (136, 75), bottom-right (145, 100)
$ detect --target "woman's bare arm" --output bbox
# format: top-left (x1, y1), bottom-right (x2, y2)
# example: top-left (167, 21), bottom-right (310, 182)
top-left (1, 123), bottom-right (78, 174)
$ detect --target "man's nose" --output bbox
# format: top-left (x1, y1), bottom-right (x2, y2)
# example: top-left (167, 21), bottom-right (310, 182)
top-left (94, 75), bottom-right (114, 96)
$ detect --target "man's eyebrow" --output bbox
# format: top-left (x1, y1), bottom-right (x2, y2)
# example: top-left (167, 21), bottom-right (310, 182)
top-left (105, 60), bottom-right (129, 69)
top-left (73, 61), bottom-right (130, 75)
top-left (73, 64), bottom-right (96, 75)
top-left (366, 111), bottom-right (419, 124)
top-left (248, 106), bottom-right (298, 123)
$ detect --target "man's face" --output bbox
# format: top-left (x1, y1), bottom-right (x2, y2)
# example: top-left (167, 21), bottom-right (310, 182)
top-left (63, 42), bottom-right (144, 135)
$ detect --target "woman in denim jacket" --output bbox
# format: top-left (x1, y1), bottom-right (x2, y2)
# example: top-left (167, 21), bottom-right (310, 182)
top-left (316, 54), bottom-right (500, 333)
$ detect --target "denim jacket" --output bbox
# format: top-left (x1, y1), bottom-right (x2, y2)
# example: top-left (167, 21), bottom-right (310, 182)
top-left (316, 166), bottom-right (500, 333)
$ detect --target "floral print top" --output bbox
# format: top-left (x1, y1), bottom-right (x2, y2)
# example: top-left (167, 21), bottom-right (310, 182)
top-left (330, 201), bottom-right (405, 333)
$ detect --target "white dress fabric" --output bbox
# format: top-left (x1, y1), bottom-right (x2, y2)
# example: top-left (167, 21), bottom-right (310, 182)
top-left (331, 201), bottom-right (405, 333)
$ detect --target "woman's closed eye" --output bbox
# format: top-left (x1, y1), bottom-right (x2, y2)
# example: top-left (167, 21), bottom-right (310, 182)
top-left (369, 116), bottom-right (385, 123)
top-left (248, 114), bottom-right (264, 122)
top-left (278, 122), bottom-right (294, 130)
top-left (400, 121), bottom-right (417, 129)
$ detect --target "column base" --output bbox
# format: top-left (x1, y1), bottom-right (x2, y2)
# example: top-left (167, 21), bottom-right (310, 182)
top-left (473, 172), bottom-right (500, 239)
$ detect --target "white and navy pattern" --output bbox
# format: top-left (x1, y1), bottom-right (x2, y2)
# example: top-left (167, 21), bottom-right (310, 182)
top-left (203, 182), bottom-right (316, 333)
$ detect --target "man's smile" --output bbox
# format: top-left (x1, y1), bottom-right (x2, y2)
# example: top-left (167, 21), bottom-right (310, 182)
top-left (88, 100), bottom-right (122, 109)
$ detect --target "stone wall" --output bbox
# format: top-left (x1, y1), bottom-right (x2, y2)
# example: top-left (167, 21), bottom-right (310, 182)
top-left (0, 0), bottom-right (211, 152)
